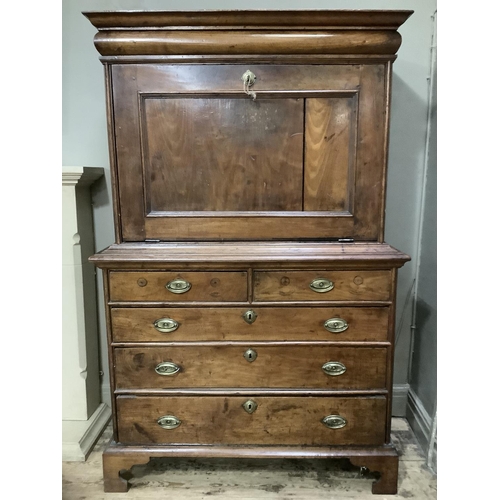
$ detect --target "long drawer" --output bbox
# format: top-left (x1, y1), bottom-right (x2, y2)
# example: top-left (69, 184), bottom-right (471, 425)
top-left (111, 306), bottom-right (390, 342)
top-left (253, 270), bottom-right (391, 302)
top-left (114, 345), bottom-right (387, 389)
top-left (109, 271), bottom-right (248, 302)
top-left (116, 395), bottom-right (387, 446)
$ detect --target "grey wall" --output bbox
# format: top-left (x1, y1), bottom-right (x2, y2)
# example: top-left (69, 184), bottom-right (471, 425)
top-left (62, 0), bottom-right (437, 411)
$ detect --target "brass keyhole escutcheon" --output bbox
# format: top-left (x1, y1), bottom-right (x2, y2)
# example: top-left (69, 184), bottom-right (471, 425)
top-left (242, 400), bottom-right (258, 414)
top-left (242, 309), bottom-right (257, 324)
top-left (244, 348), bottom-right (257, 362)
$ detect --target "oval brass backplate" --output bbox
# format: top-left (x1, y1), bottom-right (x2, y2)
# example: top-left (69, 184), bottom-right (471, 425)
top-left (324, 317), bottom-right (348, 333)
top-left (155, 361), bottom-right (180, 376)
top-left (242, 309), bottom-right (258, 324)
top-left (243, 348), bottom-right (257, 362)
top-left (322, 361), bottom-right (347, 376)
top-left (309, 278), bottom-right (334, 293)
top-left (166, 279), bottom-right (192, 294)
top-left (322, 415), bottom-right (347, 429)
top-left (157, 415), bottom-right (181, 430)
top-left (154, 317), bottom-right (179, 333)
top-left (242, 400), bottom-right (258, 414)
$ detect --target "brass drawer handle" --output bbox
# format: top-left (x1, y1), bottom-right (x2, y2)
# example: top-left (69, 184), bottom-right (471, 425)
top-left (155, 362), bottom-right (180, 376)
top-left (322, 415), bottom-right (347, 430)
top-left (166, 278), bottom-right (191, 294)
top-left (324, 318), bottom-right (349, 333)
top-left (309, 278), bottom-right (334, 293)
top-left (322, 361), bottom-right (347, 376)
top-left (157, 415), bottom-right (181, 429)
top-left (242, 309), bottom-right (258, 324)
top-left (154, 317), bottom-right (179, 333)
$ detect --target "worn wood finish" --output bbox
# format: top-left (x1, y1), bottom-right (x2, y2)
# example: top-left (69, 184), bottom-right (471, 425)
top-left (114, 345), bottom-right (387, 389)
top-left (110, 306), bottom-right (390, 342)
top-left (304, 97), bottom-right (357, 212)
top-left (143, 97), bottom-right (304, 212)
top-left (90, 242), bottom-right (410, 269)
top-left (116, 395), bottom-right (387, 446)
top-left (109, 271), bottom-right (248, 302)
top-left (254, 270), bottom-right (391, 302)
top-left (351, 454), bottom-right (399, 494)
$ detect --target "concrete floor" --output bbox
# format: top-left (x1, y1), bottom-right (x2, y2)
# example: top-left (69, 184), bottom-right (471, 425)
top-left (62, 418), bottom-right (436, 499)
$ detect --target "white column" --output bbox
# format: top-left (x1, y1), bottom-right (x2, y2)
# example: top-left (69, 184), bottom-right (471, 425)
top-left (62, 166), bottom-right (111, 461)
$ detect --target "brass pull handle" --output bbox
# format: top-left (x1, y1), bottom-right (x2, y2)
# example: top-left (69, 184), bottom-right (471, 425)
top-left (243, 348), bottom-right (257, 363)
top-left (157, 415), bottom-right (181, 429)
top-left (322, 415), bottom-right (347, 429)
top-left (322, 361), bottom-right (347, 376)
top-left (241, 69), bottom-right (257, 100)
top-left (155, 362), bottom-right (180, 376)
top-left (309, 278), bottom-right (334, 293)
top-left (324, 318), bottom-right (348, 333)
top-left (166, 279), bottom-right (191, 294)
top-left (242, 400), bottom-right (258, 414)
top-left (154, 317), bottom-right (179, 333)
top-left (242, 309), bottom-right (258, 324)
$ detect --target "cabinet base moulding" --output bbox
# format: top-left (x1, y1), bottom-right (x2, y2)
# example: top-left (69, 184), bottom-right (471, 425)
top-left (102, 441), bottom-right (399, 494)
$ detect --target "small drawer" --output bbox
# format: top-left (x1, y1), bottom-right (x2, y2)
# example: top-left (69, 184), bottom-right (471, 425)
top-left (116, 395), bottom-right (387, 446)
top-left (253, 270), bottom-right (391, 302)
top-left (111, 306), bottom-right (390, 342)
top-left (114, 345), bottom-right (387, 390)
top-left (109, 271), bottom-right (247, 302)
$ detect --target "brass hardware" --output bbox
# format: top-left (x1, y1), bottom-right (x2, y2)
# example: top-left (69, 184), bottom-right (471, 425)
top-left (322, 361), bottom-right (347, 376)
top-left (242, 309), bottom-right (258, 324)
top-left (242, 400), bottom-right (258, 414)
top-left (157, 415), bottom-right (181, 429)
top-left (244, 348), bottom-right (257, 362)
top-left (324, 318), bottom-right (349, 333)
top-left (155, 361), bottom-right (180, 376)
top-left (154, 317), bottom-right (179, 333)
top-left (309, 278), bottom-right (334, 293)
top-left (166, 278), bottom-right (191, 294)
top-left (241, 70), bottom-right (257, 99)
top-left (322, 415), bottom-right (347, 429)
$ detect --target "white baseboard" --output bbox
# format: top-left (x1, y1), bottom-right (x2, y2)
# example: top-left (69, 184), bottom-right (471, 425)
top-left (407, 388), bottom-right (437, 472)
top-left (62, 403), bottom-right (111, 461)
top-left (101, 384), bottom-right (112, 408)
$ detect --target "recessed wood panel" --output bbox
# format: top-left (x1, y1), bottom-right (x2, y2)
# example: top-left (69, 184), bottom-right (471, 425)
top-left (304, 97), bottom-right (357, 211)
top-left (116, 395), bottom-right (387, 445)
top-left (114, 345), bottom-right (387, 389)
top-left (142, 97), bottom-right (304, 212)
top-left (110, 306), bottom-right (390, 342)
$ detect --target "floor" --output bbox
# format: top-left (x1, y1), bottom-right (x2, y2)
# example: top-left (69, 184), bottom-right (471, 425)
top-left (62, 418), bottom-right (436, 499)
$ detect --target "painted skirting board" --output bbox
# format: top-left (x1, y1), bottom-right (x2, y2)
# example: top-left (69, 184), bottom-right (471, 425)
top-left (63, 403), bottom-right (111, 461)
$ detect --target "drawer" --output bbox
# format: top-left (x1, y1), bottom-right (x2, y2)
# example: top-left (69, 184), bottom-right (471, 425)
top-left (111, 306), bottom-right (390, 342)
top-left (254, 270), bottom-right (391, 302)
top-left (109, 271), bottom-right (247, 302)
top-left (114, 346), bottom-right (387, 389)
top-left (116, 395), bottom-right (387, 446)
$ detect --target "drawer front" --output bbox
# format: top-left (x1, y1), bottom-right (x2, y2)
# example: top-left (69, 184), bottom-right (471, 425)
top-left (109, 271), bottom-right (248, 302)
top-left (254, 270), bottom-right (391, 302)
top-left (111, 306), bottom-right (390, 342)
top-left (114, 346), bottom-right (387, 389)
top-left (116, 395), bottom-right (387, 446)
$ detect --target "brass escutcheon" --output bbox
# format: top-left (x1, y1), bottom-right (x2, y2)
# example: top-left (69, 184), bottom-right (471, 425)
top-left (322, 415), bottom-right (347, 429)
top-left (166, 278), bottom-right (191, 294)
top-left (154, 317), bottom-right (179, 333)
top-left (242, 400), bottom-right (258, 414)
top-left (309, 278), bottom-right (334, 293)
top-left (157, 415), bottom-right (181, 429)
top-left (155, 361), bottom-right (180, 376)
top-left (322, 361), bottom-right (347, 376)
top-left (242, 309), bottom-right (258, 324)
top-left (244, 348), bottom-right (257, 362)
top-left (324, 317), bottom-right (349, 334)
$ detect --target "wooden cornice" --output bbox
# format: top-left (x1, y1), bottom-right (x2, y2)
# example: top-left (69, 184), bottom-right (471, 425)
top-left (83, 10), bottom-right (413, 61)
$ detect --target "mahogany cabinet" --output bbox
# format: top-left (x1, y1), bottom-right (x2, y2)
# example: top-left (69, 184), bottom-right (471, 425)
top-left (86, 10), bottom-right (412, 495)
